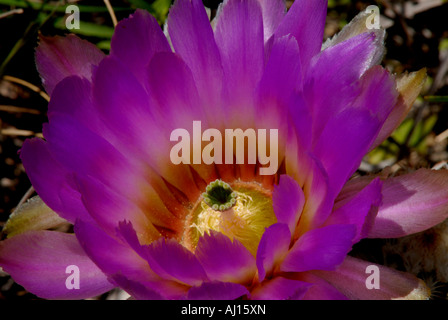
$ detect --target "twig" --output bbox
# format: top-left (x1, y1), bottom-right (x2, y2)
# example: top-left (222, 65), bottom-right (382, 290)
top-left (1, 128), bottom-right (43, 138)
top-left (103, 0), bottom-right (118, 27)
top-left (3, 75), bottom-right (50, 102)
top-left (0, 105), bottom-right (41, 115)
top-left (435, 128), bottom-right (448, 143)
top-left (0, 8), bottom-right (24, 19)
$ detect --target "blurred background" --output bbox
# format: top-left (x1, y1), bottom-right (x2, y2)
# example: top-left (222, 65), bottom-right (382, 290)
top-left (0, 0), bottom-right (447, 299)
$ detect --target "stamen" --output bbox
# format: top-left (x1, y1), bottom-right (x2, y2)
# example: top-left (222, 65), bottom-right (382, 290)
top-left (184, 181), bottom-right (277, 255)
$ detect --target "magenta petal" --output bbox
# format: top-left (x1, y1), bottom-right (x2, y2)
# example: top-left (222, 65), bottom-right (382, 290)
top-left (335, 175), bottom-right (376, 204)
top-left (256, 34), bottom-right (302, 138)
top-left (147, 52), bottom-right (206, 128)
top-left (314, 256), bottom-right (430, 300)
top-left (255, 35), bottom-right (303, 162)
top-left (74, 220), bottom-right (154, 282)
top-left (167, 0), bottom-right (224, 119)
top-left (92, 55), bottom-right (200, 198)
top-left (251, 277), bottom-right (312, 300)
top-left (47, 76), bottom-right (105, 134)
top-left (295, 152), bottom-right (332, 233)
top-left (273, 175), bottom-right (305, 235)
top-left (325, 178), bottom-right (383, 243)
top-left (352, 66), bottom-right (397, 122)
top-left (92, 56), bottom-right (157, 154)
top-left (275, 0), bottom-right (327, 71)
top-left (214, 0), bottom-right (264, 108)
top-left (110, 9), bottom-right (170, 83)
top-left (281, 224), bottom-right (356, 272)
top-left (110, 274), bottom-right (164, 300)
top-left (144, 238), bottom-right (208, 287)
top-left (76, 175), bottom-right (156, 238)
top-left (313, 108), bottom-right (382, 197)
top-left (257, 0), bottom-right (285, 42)
top-left (0, 231), bottom-right (114, 299)
top-left (369, 169), bottom-right (448, 238)
top-left (35, 34), bottom-right (105, 94)
top-left (109, 228), bottom-right (189, 301)
top-left (306, 33), bottom-right (380, 141)
top-left (187, 281), bottom-right (249, 300)
top-left (258, 35), bottom-right (302, 99)
top-left (20, 138), bottom-right (92, 224)
top-left (290, 94), bottom-right (312, 145)
top-left (116, 221), bottom-right (147, 258)
top-left (297, 272), bottom-right (347, 300)
top-left (256, 223), bottom-right (291, 281)
top-left (195, 231), bottom-right (256, 284)
top-left (42, 113), bottom-right (148, 205)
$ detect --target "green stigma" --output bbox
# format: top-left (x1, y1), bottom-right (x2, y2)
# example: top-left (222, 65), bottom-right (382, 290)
top-left (202, 179), bottom-right (237, 211)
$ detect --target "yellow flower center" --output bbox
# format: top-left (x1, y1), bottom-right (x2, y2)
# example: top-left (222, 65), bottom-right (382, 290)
top-left (182, 180), bottom-right (277, 255)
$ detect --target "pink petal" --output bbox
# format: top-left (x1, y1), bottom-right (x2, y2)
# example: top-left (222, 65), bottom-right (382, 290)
top-left (35, 34), bottom-right (105, 94)
top-left (275, 0), bottom-right (327, 71)
top-left (306, 33), bottom-right (382, 142)
top-left (110, 274), bottom-right (164, 300)
top-left (325, 178), bottom-right (383, 243)
top-left (281, 224), bottom-right (356, 272)
top-left (369, 169), bottom-right (448, 238)
top-left (195, 231), bottom-right (256, 284)
top-left (273, 175), bottom-right (305, 235)
top-left (302, 282), bottom-right (348, 300)
top-left (309, 66), bottom-right (397, 199)
top-left (312, 107), bottom-right (382, 197)
top-left (167, 0), bottom-right (225, 124)
top-left (256, 223), bottom-right (291, 281)
top-left (92, 55), bottom-right (201, 201)
top-left (0, 231), bottom-right (114, 299)
top-left (371, 68), bottom-right (427, 150)
top-left (298, 272), bottom-right (348, 300)
top-left (110, 9), bottom-right (171, 83)
top-left (47, 76), bottom-right (105, 135)
top-left (214, 0), bottom-right (264, 121)
top-left (147, 52), bottom-right (207, 128)
top-left (256, 0), bottom-right (286, 42)
top-left (255, 35), bottom-right (302, 146)
top-left (74, 220), bottom-right (154, 282)
top-left (295, 152), bottom-right (332, 235)
top-left (251, 277), bottom-right (312, 300)
top-left (20, 138), bottom-right (92, 224)
top-left (144, 238), bottom-right (208, 287)
top-left (314, 256), bottom-right (430, 300)
top-left (187, 281), bottom-right (249, 300)
top-left (76, 176), bottom-right (164, 242)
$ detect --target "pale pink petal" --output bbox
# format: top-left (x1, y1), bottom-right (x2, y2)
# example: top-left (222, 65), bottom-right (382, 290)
top-left (36, 34), bottom-right (105, 94)
top-left (0, 231), bottom-right (114, 299)
top-left (313, 256), bottom-right (431, 300)
top-left (369, 169), bottom-right (448, 238)
top-left (195, 231), bottom-right (256, 284)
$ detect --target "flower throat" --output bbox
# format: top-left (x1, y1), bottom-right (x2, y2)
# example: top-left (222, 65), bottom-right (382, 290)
top-left (183, 179), bottom-right (277, 256)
